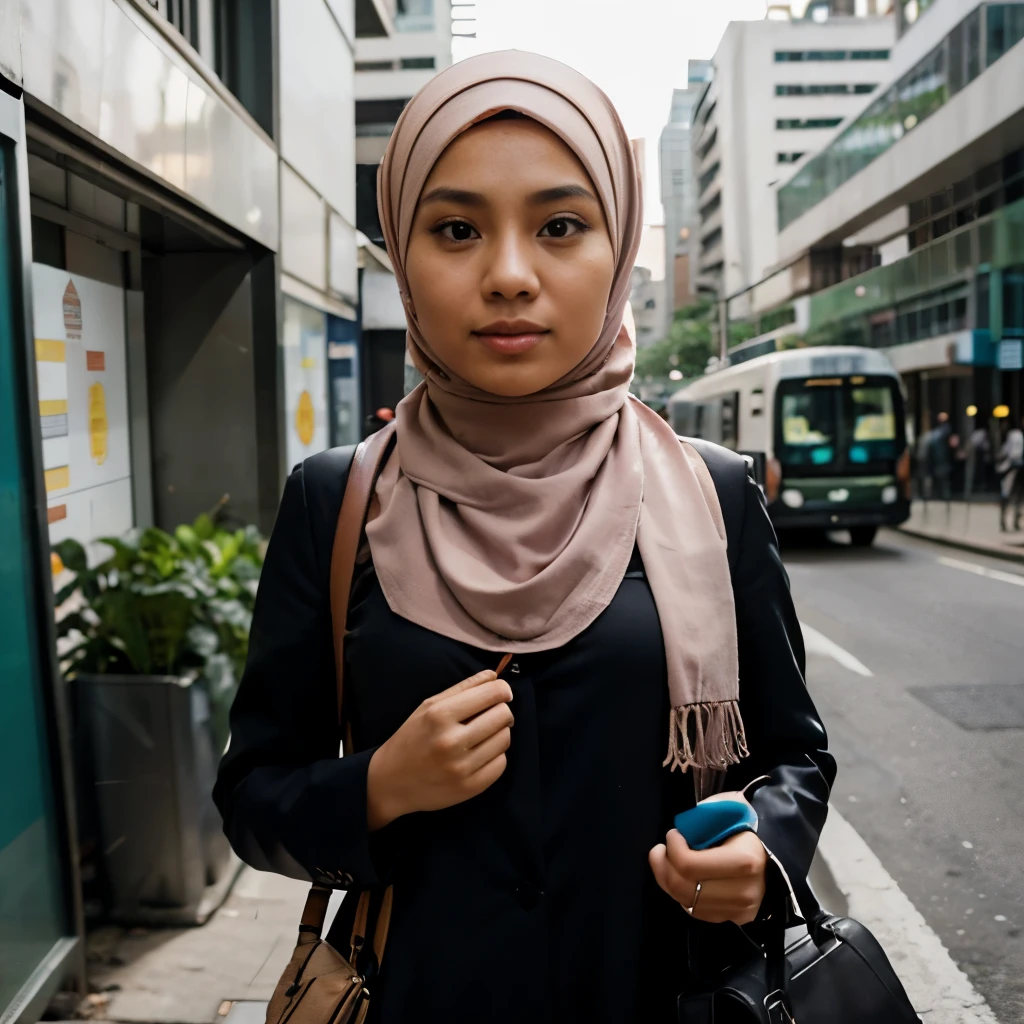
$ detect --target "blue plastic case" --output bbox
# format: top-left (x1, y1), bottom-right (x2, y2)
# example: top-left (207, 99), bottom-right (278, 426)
top-left (673, 799), bottom-right (759, 851)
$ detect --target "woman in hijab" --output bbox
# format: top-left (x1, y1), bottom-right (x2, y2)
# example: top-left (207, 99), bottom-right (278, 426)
top-left (215, 52), bottom-right (835, 1022)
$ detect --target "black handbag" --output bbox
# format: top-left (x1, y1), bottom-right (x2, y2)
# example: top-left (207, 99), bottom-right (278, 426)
top-left (678, 878), bottom-right (922, 1024)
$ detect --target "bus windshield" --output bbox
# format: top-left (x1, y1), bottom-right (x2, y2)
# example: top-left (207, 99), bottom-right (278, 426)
top-left (776, 375), bottom-right (903, 475)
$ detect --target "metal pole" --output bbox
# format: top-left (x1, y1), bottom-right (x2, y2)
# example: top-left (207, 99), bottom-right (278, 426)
top-left (718, 291), bottom-right (728, 362)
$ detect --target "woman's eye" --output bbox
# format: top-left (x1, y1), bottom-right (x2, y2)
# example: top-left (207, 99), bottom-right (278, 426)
top-left (438, 221), bottom-right (478, 242)
top-left (540, 217), bottom-right (587, 239)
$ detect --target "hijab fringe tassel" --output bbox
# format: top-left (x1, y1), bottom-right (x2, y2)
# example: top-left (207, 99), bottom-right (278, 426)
top-left (663, 700), bottom-right (749, 775)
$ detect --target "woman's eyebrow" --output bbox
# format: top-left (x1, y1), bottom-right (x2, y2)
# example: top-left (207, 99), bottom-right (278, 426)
top-left (418, 183), bottom-right (599, 207)
top-left (529, 183), bottom-right (598, 204)
top-left (419, 186), bottom-right (486, 206)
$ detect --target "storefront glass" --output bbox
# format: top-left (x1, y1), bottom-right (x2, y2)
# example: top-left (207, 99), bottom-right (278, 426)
top-left (0, 124), bottom-right (69, 1016)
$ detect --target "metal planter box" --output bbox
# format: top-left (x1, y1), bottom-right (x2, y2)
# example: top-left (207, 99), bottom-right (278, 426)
top-left (74, 673), bottom-right (235, 926)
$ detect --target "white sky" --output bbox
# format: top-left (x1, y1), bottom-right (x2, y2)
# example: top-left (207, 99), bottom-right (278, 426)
top-left (452, 0), bottom-right (775, 224)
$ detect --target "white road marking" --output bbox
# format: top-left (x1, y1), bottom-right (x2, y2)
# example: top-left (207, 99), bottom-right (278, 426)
top-left (800, 622), bottom-right (873, 677)
top-left (938, 555), bottom-right (1024, 589)
top-left (818, 808), bottom-right (999, 1024)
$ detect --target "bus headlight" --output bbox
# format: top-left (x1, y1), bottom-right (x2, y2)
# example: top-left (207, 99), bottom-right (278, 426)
top-left (782, 488), bottom-right (805, 509)
top-left (882, 485), bottom-right (898, 504)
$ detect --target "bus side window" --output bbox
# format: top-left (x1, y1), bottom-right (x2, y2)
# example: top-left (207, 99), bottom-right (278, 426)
top-left (722, 392), bottom-right (739, 449)
top-left (694, 404), bottom-right (705, 438)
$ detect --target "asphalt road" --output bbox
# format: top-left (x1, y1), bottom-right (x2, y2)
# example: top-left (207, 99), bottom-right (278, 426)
top-left (782, 528), bottom-right (1024, 1022)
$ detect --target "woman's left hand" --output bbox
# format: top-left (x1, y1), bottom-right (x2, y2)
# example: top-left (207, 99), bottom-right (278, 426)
top-left (648, 797), bottom-right (768, 926)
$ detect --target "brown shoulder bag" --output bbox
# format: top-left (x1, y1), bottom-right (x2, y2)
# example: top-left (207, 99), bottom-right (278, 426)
top-left (265, 424), bottom-right (397, 1024)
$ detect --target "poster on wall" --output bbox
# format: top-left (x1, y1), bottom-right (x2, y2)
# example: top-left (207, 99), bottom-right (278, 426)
top-left (32, 265), bottom-right (132, 563)
top-left (283, 297), bottom-right (330, 473)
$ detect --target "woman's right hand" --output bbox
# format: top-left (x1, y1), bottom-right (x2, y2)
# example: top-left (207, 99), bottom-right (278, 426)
top-left (366, 670), bottom-right (514, 831)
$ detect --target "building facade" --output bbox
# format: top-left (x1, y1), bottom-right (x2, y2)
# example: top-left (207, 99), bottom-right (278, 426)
top-left (771, 0), bottom-right (1024, 441)
top-left (693, 5), bottom-right (893, 307)
top-left (659, 59), bottom-right (711, 330)
top-left (0, 1), bottom-right (384, 1018)
top-left (354, 0), bottom-right (453, 415)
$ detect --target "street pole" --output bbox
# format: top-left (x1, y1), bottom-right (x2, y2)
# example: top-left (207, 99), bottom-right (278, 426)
top-left (718, 291), bottom-right (728, 362)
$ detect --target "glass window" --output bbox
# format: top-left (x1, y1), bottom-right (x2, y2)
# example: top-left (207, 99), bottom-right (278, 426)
top-left (948, 20), bottom-right (965, 93)
top-left (966, 8), bottom-right (982, 82)
top-left (898, 44), bottom-right (948, 131)
top-left (780, 387), bottom-right (837, 455)
top-left (987, 3), bottom-right (1024, 66)
top-left (775, 117), bottom-right (844, 130)
top-left (395, 0), bottom-right (434, 32)
top-left (776, 376), bottom-right (907, 475)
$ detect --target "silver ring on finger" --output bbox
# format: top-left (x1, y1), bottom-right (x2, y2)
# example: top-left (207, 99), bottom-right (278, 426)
top-left (688, 880), bottom-right (703, 914)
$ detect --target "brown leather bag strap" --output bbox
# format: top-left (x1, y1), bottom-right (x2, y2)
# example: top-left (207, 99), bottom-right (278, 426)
top-left (296, 424), bottom-right (397, 958)
top-left (329, 422), bottom-right (397, 737)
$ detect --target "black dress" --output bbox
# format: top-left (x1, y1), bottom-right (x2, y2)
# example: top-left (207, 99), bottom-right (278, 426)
top-left (214, 441), bottom-right (836, 1023)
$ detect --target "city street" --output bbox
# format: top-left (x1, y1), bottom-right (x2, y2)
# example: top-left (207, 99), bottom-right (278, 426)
top-left (786, 529), bottom-right (1024, 1023)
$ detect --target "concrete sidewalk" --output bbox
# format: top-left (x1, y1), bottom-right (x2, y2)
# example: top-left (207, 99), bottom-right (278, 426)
top-left (897, 500), bottom-right (1024, 563)
top-left (70, 810), bottom-right (999, 1024)
top-left (79, 869), bottom-right (326, 1024)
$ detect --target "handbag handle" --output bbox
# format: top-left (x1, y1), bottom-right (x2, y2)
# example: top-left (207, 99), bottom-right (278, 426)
top-left (297, 423), bottom-right (397, 960)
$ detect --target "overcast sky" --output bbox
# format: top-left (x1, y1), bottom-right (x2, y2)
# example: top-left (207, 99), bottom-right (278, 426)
top-left (453, 0), bottom-right (778, 224)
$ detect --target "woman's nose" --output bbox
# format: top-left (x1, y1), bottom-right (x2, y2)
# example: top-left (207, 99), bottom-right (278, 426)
top-left (482, 233), bottom-right (540, 301)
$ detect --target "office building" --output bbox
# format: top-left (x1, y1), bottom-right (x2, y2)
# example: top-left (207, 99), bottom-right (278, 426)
top-left (693, 5), bottom-right (893, 306)
top-left (659, 60), bottom-right (712, 329)
top-left (768, 0), bottom-right (1024, 436)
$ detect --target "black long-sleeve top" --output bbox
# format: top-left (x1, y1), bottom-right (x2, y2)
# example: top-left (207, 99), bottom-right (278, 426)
top-left (213, 440), bottom-right (836, 1023)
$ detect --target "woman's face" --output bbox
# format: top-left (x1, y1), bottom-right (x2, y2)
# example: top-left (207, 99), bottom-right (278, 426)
top-left (405, 118), bottom-right (616, 397)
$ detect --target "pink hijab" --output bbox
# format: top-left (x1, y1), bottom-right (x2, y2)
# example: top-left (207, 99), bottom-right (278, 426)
top-left (368, 51), bottom-right (746, 779)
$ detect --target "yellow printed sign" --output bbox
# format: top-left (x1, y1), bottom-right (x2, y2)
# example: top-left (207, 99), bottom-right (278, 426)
top-left (35, 338), bottom-right (67, 363)
top-left (44, 466), bottom-right (70, 492)
top-left (89, 382), bottom-right (108, 465)
top-left (296, 390), bottom-right (315, 447)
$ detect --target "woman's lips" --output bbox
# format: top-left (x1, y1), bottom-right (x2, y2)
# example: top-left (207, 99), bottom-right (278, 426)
top-left (472, 331), bottom-right (548, 355)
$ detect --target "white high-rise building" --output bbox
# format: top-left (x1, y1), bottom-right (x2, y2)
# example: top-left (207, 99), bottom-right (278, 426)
top-left (660, 60), bottom-right (713, 332)
top-left (693, 5), bottom-right (894, 304)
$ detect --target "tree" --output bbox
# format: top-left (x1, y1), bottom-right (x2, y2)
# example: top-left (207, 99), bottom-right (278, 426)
top-left (635, 300), bottom-right (716, 383)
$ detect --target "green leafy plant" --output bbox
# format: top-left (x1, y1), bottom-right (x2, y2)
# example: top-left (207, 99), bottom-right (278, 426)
top-left (55, 510), bottom-right (264, 749)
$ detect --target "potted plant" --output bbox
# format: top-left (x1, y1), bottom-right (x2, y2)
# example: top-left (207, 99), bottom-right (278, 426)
top-left (55, 510), bottom-right (263, 926)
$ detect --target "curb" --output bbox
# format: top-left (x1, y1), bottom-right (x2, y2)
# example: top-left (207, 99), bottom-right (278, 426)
top-left (817, 808), bottom-right (999, 1024)
top-left (893, 524), bottom-right (1024, 564)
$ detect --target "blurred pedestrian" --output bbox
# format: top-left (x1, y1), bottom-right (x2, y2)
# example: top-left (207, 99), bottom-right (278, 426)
top-left (996, 415), bottom-right (1024, 531)
top-left (925, 411), bottom-right (955, 502)
top-left (215, 51), bottom-right (834, 1023)
top-left (967, 421), bottom-right (992, 493)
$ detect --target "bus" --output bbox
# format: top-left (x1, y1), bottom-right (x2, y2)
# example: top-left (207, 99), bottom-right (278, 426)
top-left (667, 346), bottom-right (911, 545)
